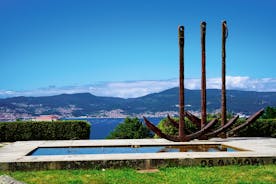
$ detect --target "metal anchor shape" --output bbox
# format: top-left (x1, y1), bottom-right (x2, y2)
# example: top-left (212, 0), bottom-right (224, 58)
top-left (143, 21), bottom-right (264, 142)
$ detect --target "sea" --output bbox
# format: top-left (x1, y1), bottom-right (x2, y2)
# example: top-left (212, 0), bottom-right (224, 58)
top-left (67, 117), bottom-right (163, 139)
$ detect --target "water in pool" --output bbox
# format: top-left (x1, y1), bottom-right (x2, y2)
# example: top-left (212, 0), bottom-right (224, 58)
top-left (29, 144), bottom-right (239, 156)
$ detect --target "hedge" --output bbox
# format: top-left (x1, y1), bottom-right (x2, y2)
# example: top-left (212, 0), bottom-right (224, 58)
top-left (0, 120), bottom-right (91, 142)
top-left (233, 118), bottom-right (276, 137)
top-left (155, 118), bottom-right (276, 138)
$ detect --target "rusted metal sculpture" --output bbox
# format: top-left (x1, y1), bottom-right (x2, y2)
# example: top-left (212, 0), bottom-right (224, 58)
top-left (221, 20), bottom-right (227, 127)
top-left (166, 22), bottom-right (218, 136)
top-left (178, 26), bottom-right (185, 141)
top-left (213, 21), bottom-right (264, 138)
top-left (201, 22), bottom-right (207, 129)
top-left (143, 21), bottom-right (264, 142)
top-left (143, 24), bottom-right (217, 142)
top-left (210, 20), bottom-right (239, 138)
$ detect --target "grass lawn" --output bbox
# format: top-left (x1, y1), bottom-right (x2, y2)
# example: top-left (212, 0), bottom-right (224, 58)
top-left (0, 165), bottom-right (276, 184)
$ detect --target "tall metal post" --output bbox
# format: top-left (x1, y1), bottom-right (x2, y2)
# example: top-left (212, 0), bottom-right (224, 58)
top-left (221, 21), bottom-right (227, 126)
top-left (201, 22), bottom-right (207, 128)
top-left (178, 26), bottom-right (185, 141)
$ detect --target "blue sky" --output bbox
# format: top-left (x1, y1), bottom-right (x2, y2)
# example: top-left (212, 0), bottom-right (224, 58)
top-left (0, 0), bottom-right (275, 98)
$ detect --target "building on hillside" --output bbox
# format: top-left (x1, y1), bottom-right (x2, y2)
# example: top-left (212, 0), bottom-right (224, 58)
top-left (32, 115), bottom-right (59, 122)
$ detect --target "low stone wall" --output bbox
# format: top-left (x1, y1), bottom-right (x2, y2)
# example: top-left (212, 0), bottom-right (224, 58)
top-left (1, 157), bottom-right (276, 171)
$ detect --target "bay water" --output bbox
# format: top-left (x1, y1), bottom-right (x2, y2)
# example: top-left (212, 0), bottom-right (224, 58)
top-left (69, 117), bottom-right (163, 139)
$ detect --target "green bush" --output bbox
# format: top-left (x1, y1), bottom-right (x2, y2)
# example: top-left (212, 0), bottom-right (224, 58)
top-left (107, 117), bottom-right (153, 139)
top-left (154, 117), bottom-right (276, 138)
top-left (0, 120), bottom-right (91, 142)
top-left (154, 117), bottom-right (178, 138)
top-left (234, 118), bottom-right (276, 137)
top-left (261, 106), bottom-right (276, 119)
top-left (154, 117), bottom-right (198, 138)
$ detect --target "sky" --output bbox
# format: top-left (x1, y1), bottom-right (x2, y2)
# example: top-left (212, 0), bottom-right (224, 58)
top-left (0, 0), bottom-right (275, 98)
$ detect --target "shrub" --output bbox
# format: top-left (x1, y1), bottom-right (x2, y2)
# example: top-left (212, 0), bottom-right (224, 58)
top-left (233, 118), bottom-right (276, 137)
top-left (154, 117), bottom-right (198, 138)
top-left (261, 106), bottom-right (276, 119)
top-left (0, 120), bottom-right (90, 142)
top-left (107, 117), bottom-right (153, 139)
top-left (154, 117), bottom-right (276, 138)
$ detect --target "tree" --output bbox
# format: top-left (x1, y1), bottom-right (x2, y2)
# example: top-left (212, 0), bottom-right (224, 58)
top-left (154, 117), bottom-right (198, 138)
top-left (107, 117), bottom-right (153, 139)
top-left (154, 117), bottom-right (178, 138)
top-left (261, 106), bottom-right (276, 119)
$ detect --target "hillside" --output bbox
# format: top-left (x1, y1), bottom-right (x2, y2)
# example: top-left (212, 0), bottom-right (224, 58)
top-left (0, 88), bottom-right (275, 120)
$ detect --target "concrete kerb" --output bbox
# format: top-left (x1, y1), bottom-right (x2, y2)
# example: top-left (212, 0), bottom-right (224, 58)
top-left (0, 138), bottom-right (275, 171)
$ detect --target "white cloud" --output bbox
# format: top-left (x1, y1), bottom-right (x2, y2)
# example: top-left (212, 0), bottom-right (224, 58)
top-left (0, 76), bottom-right (275, 99)
top-left (186, 76), bottom-right (276, 92)
top-left (88, 80), bottom-right (178, 98)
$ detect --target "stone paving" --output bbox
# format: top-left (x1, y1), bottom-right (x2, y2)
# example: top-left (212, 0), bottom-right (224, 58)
top-left (0, 175), bottom-right (25, 184)
top-left (0, 137), bottom-right (275, 171)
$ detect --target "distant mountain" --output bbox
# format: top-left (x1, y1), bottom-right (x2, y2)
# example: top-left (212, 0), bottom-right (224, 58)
top-left (0, 88), bottom-right (275, 120)
top-left (125, 88), bottom-right (276, 115)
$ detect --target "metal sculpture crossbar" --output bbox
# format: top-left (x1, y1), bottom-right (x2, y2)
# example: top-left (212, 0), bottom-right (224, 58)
top-left (143, 21), bottom-right (264, 142)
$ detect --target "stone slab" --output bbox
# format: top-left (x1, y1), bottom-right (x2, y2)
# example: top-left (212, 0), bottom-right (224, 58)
top-left (0, 175), bottom-right (25, 184)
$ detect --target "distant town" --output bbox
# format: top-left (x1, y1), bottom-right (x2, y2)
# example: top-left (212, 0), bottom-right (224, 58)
top-left (0, 107), bottom-right (182, 121)
top-left (0, 107), bottom-right (250, 122)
